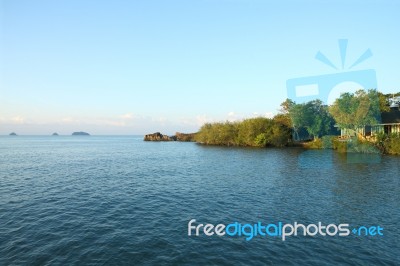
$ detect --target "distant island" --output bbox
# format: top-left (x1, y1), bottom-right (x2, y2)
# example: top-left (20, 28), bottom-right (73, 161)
top-left (72, 131), bottom-right (90, 136)
top-left (9, 132), bottom-right (17, 136)
top-left (52, 133), bottom-right (59, 136)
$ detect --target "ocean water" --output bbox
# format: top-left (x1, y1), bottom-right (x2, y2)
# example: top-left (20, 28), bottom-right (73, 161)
top-left (0, 136), bottom-right (399, 265)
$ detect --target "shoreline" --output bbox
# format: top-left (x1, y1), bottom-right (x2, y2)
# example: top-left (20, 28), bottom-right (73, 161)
top-left (144, 131), bottom-right (400, 155)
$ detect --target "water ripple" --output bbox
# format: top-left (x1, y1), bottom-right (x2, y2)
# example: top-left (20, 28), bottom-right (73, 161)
top-left (0, 136), bottom-right (399, 265)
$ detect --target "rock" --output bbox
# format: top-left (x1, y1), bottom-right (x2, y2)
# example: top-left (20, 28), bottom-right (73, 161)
top-left (144, 132), bottom-right (173, 141)
top-left (72, 131), bottom-right (90, 136)
top-left (9, 132), bottom-right (17, 136)
top-left (175, 132), bottom-right (197, 142)
top-left (144, 132), bottom-right (198, 141)
top-left (52, 133), bottom-right (59, 136)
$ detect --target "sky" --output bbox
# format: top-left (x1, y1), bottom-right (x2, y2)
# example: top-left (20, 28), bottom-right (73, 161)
top-left (1, 0), bottom-right (399, 135)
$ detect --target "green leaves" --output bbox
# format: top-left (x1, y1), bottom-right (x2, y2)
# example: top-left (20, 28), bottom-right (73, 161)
top-left (329, 89), bottom-right (381, 132)
top-left (288, 99), bottom-right (335, 140)
top-left (195, 117), bottom-right (291, 147)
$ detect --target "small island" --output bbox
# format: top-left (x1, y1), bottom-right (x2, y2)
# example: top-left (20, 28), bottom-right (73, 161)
top-left (72, 131), bottom-right (90, 136)
top-left (52, 133), bottom-right (59, 136)
top-left (9, 132), bottom-right (17, 136)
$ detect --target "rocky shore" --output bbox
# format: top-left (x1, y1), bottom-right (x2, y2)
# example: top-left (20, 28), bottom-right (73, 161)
top-left (144, 132), bottom-right (197, 142)
top-left (144, 132), bottom-right (174, 141)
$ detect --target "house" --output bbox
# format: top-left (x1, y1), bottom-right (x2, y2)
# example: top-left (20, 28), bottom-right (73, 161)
top-left (371, 109), bottom-right (400, 135)
top-left (340, 109), bottom-right (400, 138)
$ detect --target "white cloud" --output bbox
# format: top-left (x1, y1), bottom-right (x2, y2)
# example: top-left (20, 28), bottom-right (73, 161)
top-left (11, 116), bottom-right (25, 124)
top-left (0, 116), bottom-right (26, 124)
top-left (61, 117), bottom-right (77, 123)
top-left (264, 112), bottom-right (274, 118)
top-left (120, 113), bottom-right (134, 119)
top-left (196, 114), bottom-right (215, 126)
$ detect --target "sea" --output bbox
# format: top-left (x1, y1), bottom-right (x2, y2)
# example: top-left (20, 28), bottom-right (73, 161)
top-left (0, 136), bottom-right (399, 265)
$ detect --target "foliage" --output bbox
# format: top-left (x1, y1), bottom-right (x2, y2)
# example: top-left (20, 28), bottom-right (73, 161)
top-left (254, 133), bottom-right (268, 147)
top-left (195, 122), bottom-right (239, 146)
top-left (288, 99), bottom-right (336, 140)
top-left (273, 113), bottom-right (292, 128)
top-left (302, 139), bottom-right (323, 149)
top-left (378, 92), bottom-right (391, 113)
top-left (195, 117), bottom-right (291, 147)
top-left (329, 89), bottom-right (382, 132)
top-left (328, 137), bottom-right (379, 154)
top-left (195, 89), bottom-right (400, 155)
top-left (375, 133), bottom-right (400, 155)
top-left (321, 135), bottom-right (336, 149)
top-left (332, 138), bottom-right (348, 153)
top-left (279, 98), bottom-right (295, 114)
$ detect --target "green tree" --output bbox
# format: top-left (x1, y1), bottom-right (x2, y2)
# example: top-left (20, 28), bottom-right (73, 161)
top-left (329, 89), bottom-right (381, 134)
top-left (288, 100), bottom-right (334, 140)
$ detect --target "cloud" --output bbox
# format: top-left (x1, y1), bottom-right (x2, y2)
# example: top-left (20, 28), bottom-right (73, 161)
top-left (196, 115), bottom-right (215, 126)
top-left (59, 114), bottom-right (139, 127)
top-left (12, 116), bottom-right (25, 124)
top-left (0, 116), bottom-right (26, 124)
top-left (264, 112), bottom-right (274, 118)
top-left (120, 113), bottom-right (134, 119)
top-left (61, 117), bottom-right (77, 123)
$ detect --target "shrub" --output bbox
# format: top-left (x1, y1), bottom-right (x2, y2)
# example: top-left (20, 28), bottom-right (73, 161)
top-left (321, 135), bottom-right (336, 149)
top-left (302, 138), bottom-right (323, 149)
top-left (377, 133), bottom-right (400, 155)
top-left (195, 117), bottom-right (291, 147)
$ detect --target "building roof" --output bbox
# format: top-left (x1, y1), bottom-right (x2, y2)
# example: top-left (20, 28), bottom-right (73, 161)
top-left (381, 109), bottom-right (400, 124)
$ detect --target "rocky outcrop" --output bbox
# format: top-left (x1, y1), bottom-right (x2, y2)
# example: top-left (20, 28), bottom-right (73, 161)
top-left (144, 132), bottom-right (197, 142)
top-left (9, 132), bottom-right (17, 136)
top-left (144, 132), bottom-right (174, 141)
top-left (52, 133), bottom-right (59, 136)
top-left (175, 132), bottom-right (197, 142)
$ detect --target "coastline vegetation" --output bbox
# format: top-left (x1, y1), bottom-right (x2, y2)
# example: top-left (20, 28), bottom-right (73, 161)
top-left (194, 89), bottom-right (400, 155)
top-left (376, 133), bottom-right (400, 155)
top-left (194, 117), bottom-right (291, 147)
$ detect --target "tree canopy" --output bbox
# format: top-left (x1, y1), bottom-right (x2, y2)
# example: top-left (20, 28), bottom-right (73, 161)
top-left (287, 99), bottom-right (336, 140)
top-left (329, 89), bottom-right (382, 131)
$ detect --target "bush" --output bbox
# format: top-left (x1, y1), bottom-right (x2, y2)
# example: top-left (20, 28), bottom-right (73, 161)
top-left (254, 133), bottom-right (268, 147)
top-left (195, 117), bottom-right (291, 147)
top-left (321, 135), bottom-right (336, 149)
top-left (332, 138), bottom-right (347, 153)
top-left (302, 138), bottom-right (323, 149)
top-left (376, 133), bottom-right (400, 155)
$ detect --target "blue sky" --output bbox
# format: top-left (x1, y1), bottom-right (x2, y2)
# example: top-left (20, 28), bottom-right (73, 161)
top-left (1, 0), bottom-right (399, 135)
